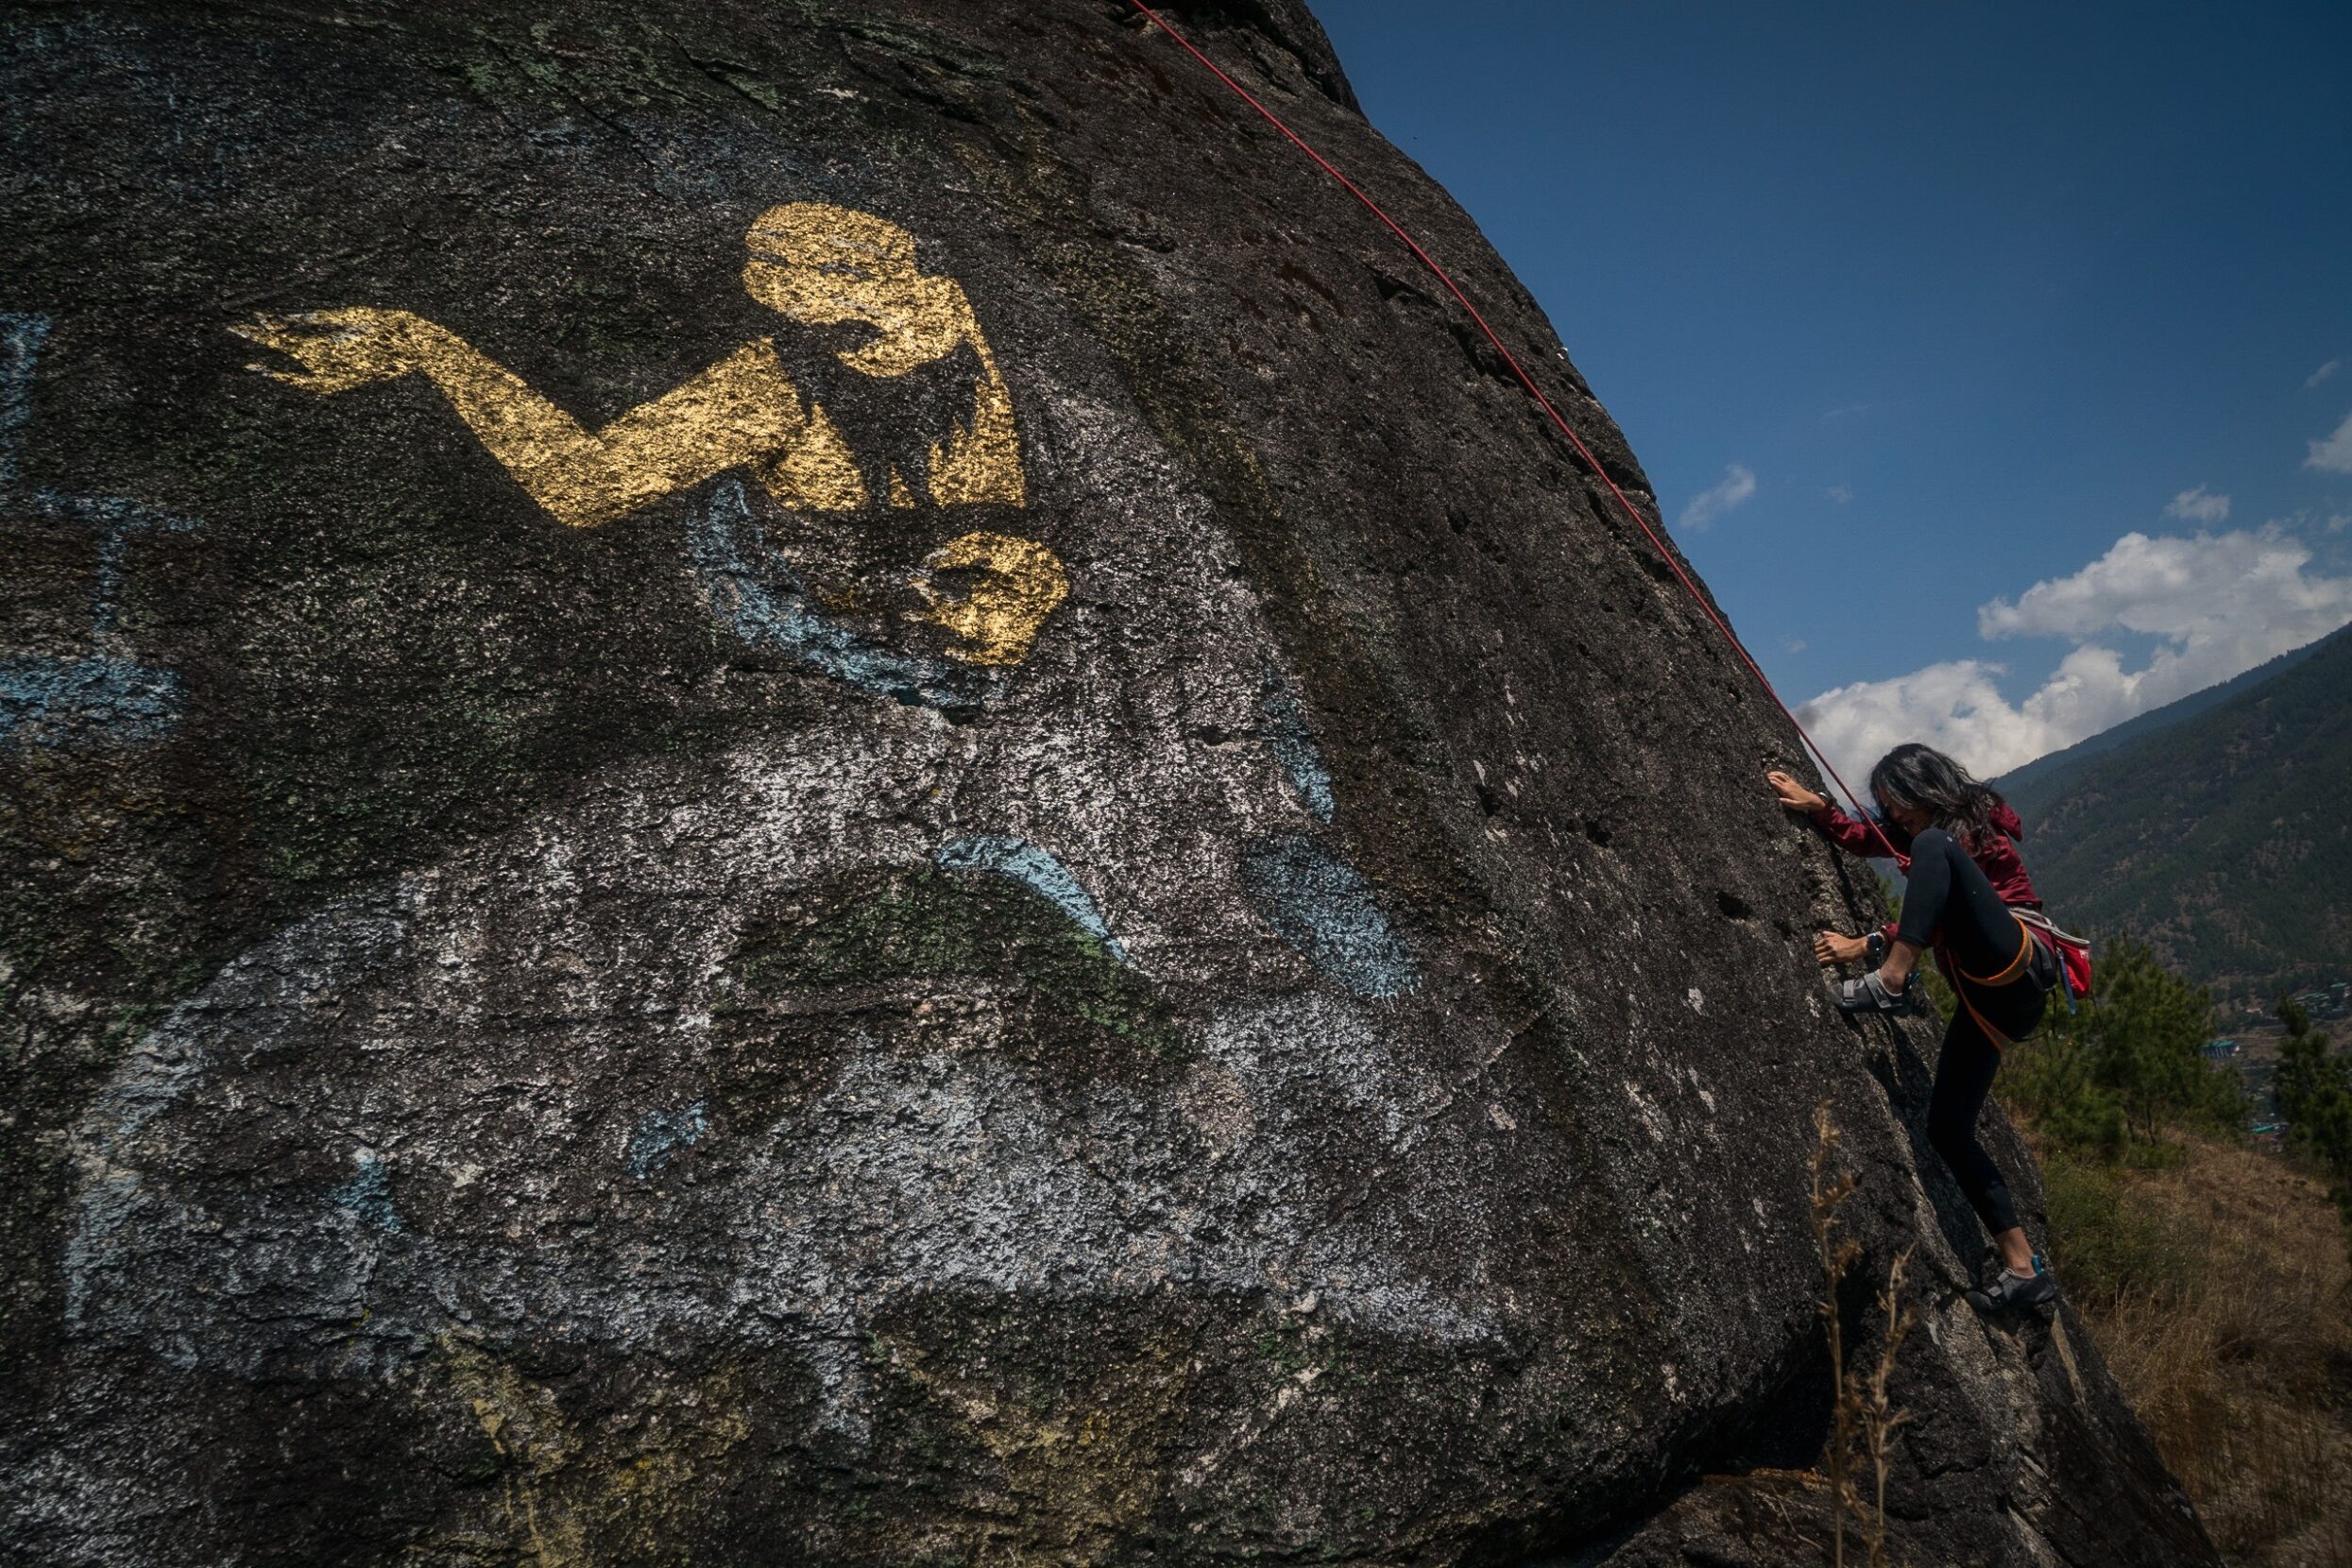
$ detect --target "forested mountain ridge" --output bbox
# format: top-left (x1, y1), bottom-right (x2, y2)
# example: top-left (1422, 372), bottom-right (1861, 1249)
top-left (1995, 626), bottom-right (2344, 799)
top-left (1998, 627), bottom-right (2352, 997)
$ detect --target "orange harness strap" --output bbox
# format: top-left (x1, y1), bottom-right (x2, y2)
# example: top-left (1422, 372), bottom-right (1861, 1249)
top-left (1940, 918), bottom-right (2037, 1049)
top-left (1957, 919), bottom-right (2035, 988)
top-left (1951, 983), bottom-right (2018, 1051)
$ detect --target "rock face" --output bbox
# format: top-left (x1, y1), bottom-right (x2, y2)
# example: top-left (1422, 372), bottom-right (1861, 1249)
top-left (1, 3), bottom-right (2214, 1563)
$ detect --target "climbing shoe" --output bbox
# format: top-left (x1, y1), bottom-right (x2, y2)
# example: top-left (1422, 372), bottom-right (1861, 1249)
top-left (1966, 1262), bottom-right (2057, 1314)
top-left (1834, 969), bottom-right (1919, 1015)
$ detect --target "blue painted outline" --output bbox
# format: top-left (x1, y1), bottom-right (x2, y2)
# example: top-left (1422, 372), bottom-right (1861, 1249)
top-left (329, 1151), bottom-right (402, 1234)
top-left (625, 1101), bottom-right (710, 1179)
top-left (1, 313), bottom-right (200, 749)
top-left (936, 834), bottom-right (1128, 963)
top-left (687, 476), bottom-right (996, 711)
top-left (1240, 832), bottom-right (1418, 998)
top-left (1260, 666), bottom-right (1336, 824)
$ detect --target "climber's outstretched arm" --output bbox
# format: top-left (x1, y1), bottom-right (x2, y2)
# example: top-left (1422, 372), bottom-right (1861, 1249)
top-left (235, 309), bottom-right (810, 527)
top-left (1765, 769), bottom-right (1911, 860)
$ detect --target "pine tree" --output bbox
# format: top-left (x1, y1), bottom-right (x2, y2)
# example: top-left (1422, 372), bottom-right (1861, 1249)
top-left (2081, 939), bottom-right (2228, 1142)
top-left (2274, 996), bottom-right (2352, 1239)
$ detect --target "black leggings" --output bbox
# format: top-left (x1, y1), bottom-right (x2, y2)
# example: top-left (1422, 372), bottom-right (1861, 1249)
top-left (1901, 828), bottom-right (2045, 1239)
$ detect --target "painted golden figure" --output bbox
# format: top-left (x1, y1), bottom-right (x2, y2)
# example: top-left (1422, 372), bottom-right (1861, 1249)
top-left (236, 203), bottom-right (1065, 667)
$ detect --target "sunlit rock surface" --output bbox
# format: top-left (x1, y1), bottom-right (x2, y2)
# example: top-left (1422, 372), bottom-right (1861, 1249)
top-left (2, 2), bottom-right (2214, 1562)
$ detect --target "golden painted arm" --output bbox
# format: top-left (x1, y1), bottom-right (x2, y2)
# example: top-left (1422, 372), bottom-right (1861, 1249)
top-left (235, 309), bottom-right (811, 527)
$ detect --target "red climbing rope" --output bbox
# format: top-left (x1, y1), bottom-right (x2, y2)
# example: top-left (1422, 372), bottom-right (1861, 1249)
top-left (1124, 1), bottom-right (1906, 862)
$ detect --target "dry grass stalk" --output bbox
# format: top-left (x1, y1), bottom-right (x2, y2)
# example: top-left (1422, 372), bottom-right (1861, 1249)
top-left (1809, 1101), bottom-right (1863, 1568)
top-left (1860, 1246), bottom-right (1916, 1568)
top-left (1809, 1101), bottom-right (1914, 1568)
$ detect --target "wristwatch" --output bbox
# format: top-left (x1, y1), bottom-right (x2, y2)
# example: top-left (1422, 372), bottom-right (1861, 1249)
top-left (1866, 930), bottom-right (1888, 964)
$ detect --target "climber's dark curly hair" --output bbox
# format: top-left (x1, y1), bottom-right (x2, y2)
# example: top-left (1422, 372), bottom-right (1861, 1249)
top-left (1868, 742), bottom-right (2016, 846)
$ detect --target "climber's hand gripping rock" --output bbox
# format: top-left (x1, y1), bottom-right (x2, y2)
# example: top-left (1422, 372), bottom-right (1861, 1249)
top-left (1764, 769), bottom-right (1828, 813)
top-left (1814, 929), bottom-right (1869, 966)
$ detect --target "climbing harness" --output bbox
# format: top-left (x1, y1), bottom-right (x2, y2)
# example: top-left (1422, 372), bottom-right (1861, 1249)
top-left (1956, 919), bottom-right (2037, 990)
top-left (1939, 912), bottom-right (2074, 1048)
top-left (1124, 2), bottom-right (1905, 862)
top-left (2013, 908), bottom-right (2094, 1000)
top-left (1940, 920), bottom-right (2041, 1050)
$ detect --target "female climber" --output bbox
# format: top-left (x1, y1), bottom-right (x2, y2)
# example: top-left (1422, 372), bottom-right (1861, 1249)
top-left (1766, 743), bottom-right (2062, 1314)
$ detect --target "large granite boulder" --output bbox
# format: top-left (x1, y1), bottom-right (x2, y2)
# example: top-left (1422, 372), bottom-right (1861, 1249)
top-left (2, 2), bottom-right (2214, 1563)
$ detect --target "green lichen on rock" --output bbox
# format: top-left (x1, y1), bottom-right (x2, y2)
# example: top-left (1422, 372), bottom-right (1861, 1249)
top-left (733, 865), bottom-right (1186, 1065)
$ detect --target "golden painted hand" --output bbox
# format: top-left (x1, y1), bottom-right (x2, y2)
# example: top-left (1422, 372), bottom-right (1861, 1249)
top-left (912, 532), bottom-right (1069, 667)
top-left (233, 310), bottom-right (835, 529)
top-left (233, 308), bottom-right (441, 394)
top-left (226, 202), bottom-right (1035, 659)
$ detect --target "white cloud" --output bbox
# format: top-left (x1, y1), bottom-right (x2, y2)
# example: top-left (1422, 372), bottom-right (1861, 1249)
top-left (1826, 485), bottom-right (1853, 504)
top-left (2309, 359), bottom-right (2341, 389)
top-left (1975, 527), bottom-right (2349, 645)
top-left (1798, 526), bottom-right (2352, 783)
top-left (2162, 485), bottom-right (2229, 523)
top-left (1677, 464), bottom-right (1757, 532)
top-left (1798, 659), bottom-right (2043, 788)
top-left (2309, 410), bottom-right (2352, 473)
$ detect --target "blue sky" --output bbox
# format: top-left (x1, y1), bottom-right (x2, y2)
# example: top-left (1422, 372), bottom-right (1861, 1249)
top-left (1311, 1), bottom-right (2352, 780)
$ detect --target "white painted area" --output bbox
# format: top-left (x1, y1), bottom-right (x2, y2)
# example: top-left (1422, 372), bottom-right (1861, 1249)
top-left (61, 409), bottom-right (1515, 1459)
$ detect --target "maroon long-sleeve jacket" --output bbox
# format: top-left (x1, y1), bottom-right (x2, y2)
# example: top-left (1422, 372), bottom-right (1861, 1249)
top-left (1807, 798), bottom-right (2042, 943)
